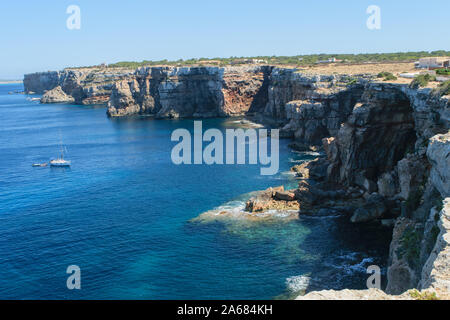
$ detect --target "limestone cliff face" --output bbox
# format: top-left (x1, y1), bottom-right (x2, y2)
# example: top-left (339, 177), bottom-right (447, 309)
top-left (106, 66), bottom-right (271, 118)
top-left (269, 75), bottom-right (365, 144)
top-left (23, 71), bottom-right (60, 94)
top-left (427, 133), bottom-right (450, 197)
top-left (262, 69), bottom-right (366, 125)
top-left (326, 83), bottom-right (417, 188)
top-left (418, 198), bottom-right (450, 299)
top-left (306, 81), bottom-right (450, 296)
top-left (24, 68), bottom-right (134, 105)
top-left (321, 83), bottom-right (449, 194)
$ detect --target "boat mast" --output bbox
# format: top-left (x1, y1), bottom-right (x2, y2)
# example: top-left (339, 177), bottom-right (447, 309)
top-left (59, 130), bottom-right (64, 160)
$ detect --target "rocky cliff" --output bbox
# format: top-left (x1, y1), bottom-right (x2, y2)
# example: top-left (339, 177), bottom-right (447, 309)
top-left (24, 67), bottom-right (134, 105)
top-left (290, 81), bottom-right (450, 298)
top-left (25, 66), bottom-right (272, 117)
top-left (24, 66), bottom-right (450, 298)
top-left (107, 66), bottom-right (272, 118)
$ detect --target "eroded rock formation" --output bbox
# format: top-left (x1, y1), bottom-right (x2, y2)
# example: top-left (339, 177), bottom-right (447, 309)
top-left (24, 68), bottom-right (134, 105)
top-left (40, 86), bottom-right (75, 104)
top-left (24, 65), bottom-right (450, 298)
top-left (107, 66), bottom-right (272, 118)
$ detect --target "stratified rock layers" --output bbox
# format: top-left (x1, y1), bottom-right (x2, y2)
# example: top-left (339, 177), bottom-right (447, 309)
top-left (107, 66), bottom-right (272, 118)
top-left (40, 86), bottom-right (75, 103)
top-left (24, 68), bottom-right (134, 105)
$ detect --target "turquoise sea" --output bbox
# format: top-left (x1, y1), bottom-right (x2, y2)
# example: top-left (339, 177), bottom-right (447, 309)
top-left (0, 83), bottom-right (391, 299)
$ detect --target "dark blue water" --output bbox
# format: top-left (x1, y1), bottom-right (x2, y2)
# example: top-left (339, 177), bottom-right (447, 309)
top-left (0, 83), bottom-right (391, 299)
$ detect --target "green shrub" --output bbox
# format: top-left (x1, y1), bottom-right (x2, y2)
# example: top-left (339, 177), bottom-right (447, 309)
top-left (405, 186), bottom-right (425, 212)
top-left (377, 71), bottom-right (390, 78)
top-left (436, 68), bottom-right (450, 76)
top-left (431, 225), bottom-right (441, 243)
top-left (397, 226), bottom-right (421, 267)
top-left (409, 74), bottom-right (437, 89)
top-left (433, 80), bottom-right (450, 96)
top-left (377, 72), bottom-right (397, 81)
top-left (409, 289), bottom-right (439, 300)
top-left (434, 198), bottom-right (444, 213)
top-left (384, 74), bottom-right (397, 81)
top-left (347, 78), bottom-right (358, 86)
top-left (87, 51), bottom-right (450, 69)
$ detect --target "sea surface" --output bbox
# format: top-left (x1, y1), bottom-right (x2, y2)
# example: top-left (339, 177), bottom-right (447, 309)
top-left (0, 83), bottom-right (392, 299)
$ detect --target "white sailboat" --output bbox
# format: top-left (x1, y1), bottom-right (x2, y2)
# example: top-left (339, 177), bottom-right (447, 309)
top-left (50, 135), bottom-right (71, 167)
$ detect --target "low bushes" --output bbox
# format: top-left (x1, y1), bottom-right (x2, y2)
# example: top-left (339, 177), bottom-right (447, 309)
top-left (433, 80), bottom-right (450, 96)
top-left (377, 71), bottom-right (397, 81)
top-left (436, 68), bottom-right (450, 76)
top-left (409, 74), bottom-right (436, 89)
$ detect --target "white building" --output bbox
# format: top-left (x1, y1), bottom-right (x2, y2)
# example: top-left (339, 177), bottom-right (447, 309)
top-left (415, 57), bottom-right (450, 69)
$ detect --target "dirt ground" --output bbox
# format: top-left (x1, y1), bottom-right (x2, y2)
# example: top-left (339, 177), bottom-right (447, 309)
top-left (299, 61), bottom-right (417, 75)
top-left (284, 62), bottom-right (447, 86)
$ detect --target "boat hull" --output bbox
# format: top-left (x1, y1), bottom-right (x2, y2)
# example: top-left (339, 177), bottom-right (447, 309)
top-left (50, 163), bottom-right (70, 167)
top-left (50, 160), bottom-right (71, 167)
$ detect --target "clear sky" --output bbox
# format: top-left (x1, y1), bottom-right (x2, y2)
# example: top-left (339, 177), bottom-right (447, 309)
top-left (0, 0), bottom-right (449, 79)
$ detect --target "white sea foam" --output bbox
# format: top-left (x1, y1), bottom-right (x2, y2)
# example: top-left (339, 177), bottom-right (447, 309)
top-left (228, 119), bottom-right (264, 128)
top-left (324, 253), bottom-right (376, 276)
top-left (288, 158), bottom-right (306, 164)
top-left (280, 170), bottom-right (296, 176)
top-left (290, 150), bottom-right (323, 157)
top-left (343, 257), bottom-right (375, 275)
top-left (193, 195), bottom-right (299, 222)
top-left (285, 275), bottom-right (311, 292)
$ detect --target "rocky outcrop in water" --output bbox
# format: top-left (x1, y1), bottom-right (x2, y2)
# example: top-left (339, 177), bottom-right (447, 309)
top-left (244, 186), bottom-right (300, 213)
top-left (40, 86), bottom-right (75, 104)
top-left (24, 68), bottom-right (134, 105)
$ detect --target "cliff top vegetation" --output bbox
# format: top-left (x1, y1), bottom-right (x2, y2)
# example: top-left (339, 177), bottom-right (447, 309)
top-left (97, 51), bottom-right (450, 69)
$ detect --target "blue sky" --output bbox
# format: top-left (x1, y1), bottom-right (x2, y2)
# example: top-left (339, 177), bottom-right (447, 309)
top-left (0, 0), bottom-right (449, 79)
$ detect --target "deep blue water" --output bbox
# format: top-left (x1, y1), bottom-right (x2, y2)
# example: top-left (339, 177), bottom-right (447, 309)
top-left (0, 83), bottom-right (391, 299)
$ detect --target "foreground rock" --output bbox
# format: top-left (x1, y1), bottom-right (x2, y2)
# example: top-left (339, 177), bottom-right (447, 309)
top-left (244, 186), bottom-right (300, 213)
top-left (296, 288), bottom-right (438, 300)
top-left (299, 198), bottom-right (449, 300)
top-left (418, 198), bottom-right (450, 299)
top-left (40, 86), bottom-right (74, 103)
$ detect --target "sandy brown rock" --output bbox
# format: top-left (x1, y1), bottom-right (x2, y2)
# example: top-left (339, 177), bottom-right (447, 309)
top-left (245, 186), bottom-right (300, 213)
top-left (297, 288), bottom-right (414, 300)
